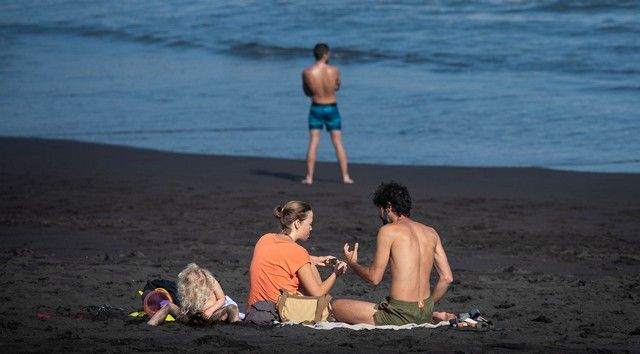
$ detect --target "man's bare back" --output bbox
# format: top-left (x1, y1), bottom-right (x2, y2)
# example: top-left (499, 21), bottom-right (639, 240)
top-left (383, 219), bottom-right (439, 304)
top-left (302, 63), bottom-right (340, 104)
top-left (332, 182), bottom-right (453, 325)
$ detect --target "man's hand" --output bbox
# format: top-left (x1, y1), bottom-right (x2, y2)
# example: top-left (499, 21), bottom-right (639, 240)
top-left (343, 242), bottom-right (359, 266)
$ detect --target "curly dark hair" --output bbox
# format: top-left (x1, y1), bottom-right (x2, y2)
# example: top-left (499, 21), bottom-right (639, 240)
top-left (372, 181), bottom-right (411, 217)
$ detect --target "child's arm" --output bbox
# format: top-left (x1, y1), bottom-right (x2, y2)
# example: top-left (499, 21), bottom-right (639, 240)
top-left (201, 279), bottom-right (226, 320)
top-left (147, 303), bottom-right (181, 326)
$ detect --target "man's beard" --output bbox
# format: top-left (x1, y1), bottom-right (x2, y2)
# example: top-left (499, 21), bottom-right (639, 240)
top-left (380, 211), bottom-right (390, 225)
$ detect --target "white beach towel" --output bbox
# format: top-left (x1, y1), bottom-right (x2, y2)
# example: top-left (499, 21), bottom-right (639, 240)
top-left (283, 320), bottom-right (450, 330)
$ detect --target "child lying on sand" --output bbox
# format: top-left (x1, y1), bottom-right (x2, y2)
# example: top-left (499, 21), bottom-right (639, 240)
top-left (147, 263), bottom-right (241, 326)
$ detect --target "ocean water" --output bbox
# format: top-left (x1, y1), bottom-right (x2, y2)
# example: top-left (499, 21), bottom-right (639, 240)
top-left (0, 0), bottom-right (638, 173)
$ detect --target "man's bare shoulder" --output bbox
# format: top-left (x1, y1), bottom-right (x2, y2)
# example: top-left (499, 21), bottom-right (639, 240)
top-left (325, 64), bottom-right (339, 75)
top-left (380, 221), bottom-right (415, 238)
top-left (379, 223), bottom-right (410, 241)
top-left (378, 223), bottom-right (396, 235)
top-left (413, 221), bottom-right (439, 239)
top-left (302, 66), bottom-right (313, 76)
top-left (379, 219), bottom-right (438, 237)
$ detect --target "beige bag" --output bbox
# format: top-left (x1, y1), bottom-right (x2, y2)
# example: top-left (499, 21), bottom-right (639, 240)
top-left (276, 289), bottom-right (332, 324)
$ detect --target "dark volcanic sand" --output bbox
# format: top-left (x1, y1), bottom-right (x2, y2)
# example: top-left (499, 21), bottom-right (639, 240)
top-left (1, 137), bottom-right (639, 352)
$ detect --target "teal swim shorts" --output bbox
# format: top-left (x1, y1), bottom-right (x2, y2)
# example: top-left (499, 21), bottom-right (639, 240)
top-left (308, 103), bottom-right (342, 131)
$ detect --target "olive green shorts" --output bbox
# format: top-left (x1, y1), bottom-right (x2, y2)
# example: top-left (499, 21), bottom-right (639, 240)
top-left (373, 297), bottom-right (433, 326)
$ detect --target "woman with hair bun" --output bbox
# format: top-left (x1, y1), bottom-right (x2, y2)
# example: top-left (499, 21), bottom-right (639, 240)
top-left (246, 201), bottom-right (347, 320)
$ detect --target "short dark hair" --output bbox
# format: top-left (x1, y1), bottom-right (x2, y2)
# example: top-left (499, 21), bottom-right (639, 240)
top-left (313, 43), bottom-right (330, 60)
top-left (372, 181), bottom-right (412, 217)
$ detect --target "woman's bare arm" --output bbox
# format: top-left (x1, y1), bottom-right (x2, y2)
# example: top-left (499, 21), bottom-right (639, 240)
top-left (297, 261), bottom-right (347, 296)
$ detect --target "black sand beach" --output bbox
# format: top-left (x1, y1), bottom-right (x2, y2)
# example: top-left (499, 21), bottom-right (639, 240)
top-left (1, 137), bottom-right (639, 352)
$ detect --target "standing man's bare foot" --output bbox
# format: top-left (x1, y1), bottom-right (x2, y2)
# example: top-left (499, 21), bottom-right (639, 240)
top-left (301, 177), bottom-right (313, 185)
top-left (343, 176), bottom-right (354, 184)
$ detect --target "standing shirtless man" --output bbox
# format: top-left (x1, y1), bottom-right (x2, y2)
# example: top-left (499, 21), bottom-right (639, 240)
top-left (332, 181), bottom-right (453, 325)
top-left (302, 43), bottom-right (353, 185)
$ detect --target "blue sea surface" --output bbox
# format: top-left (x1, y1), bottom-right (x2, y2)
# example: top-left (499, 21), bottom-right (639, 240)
top-left (0, 0), bottom-right (638, 172)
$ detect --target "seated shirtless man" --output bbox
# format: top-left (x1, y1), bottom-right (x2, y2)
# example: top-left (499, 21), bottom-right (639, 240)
top-left (332, 181), bottom-right (454, 325)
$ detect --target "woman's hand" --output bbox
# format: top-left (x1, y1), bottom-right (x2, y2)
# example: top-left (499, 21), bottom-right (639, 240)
top-left (311, 255), bottom-right (337, 267)
top-left (333, 260), bottom-right (347, 276)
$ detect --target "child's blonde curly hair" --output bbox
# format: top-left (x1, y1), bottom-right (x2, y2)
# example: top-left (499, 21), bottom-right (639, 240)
top-left (177, 263), bottom-right (216, 316)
